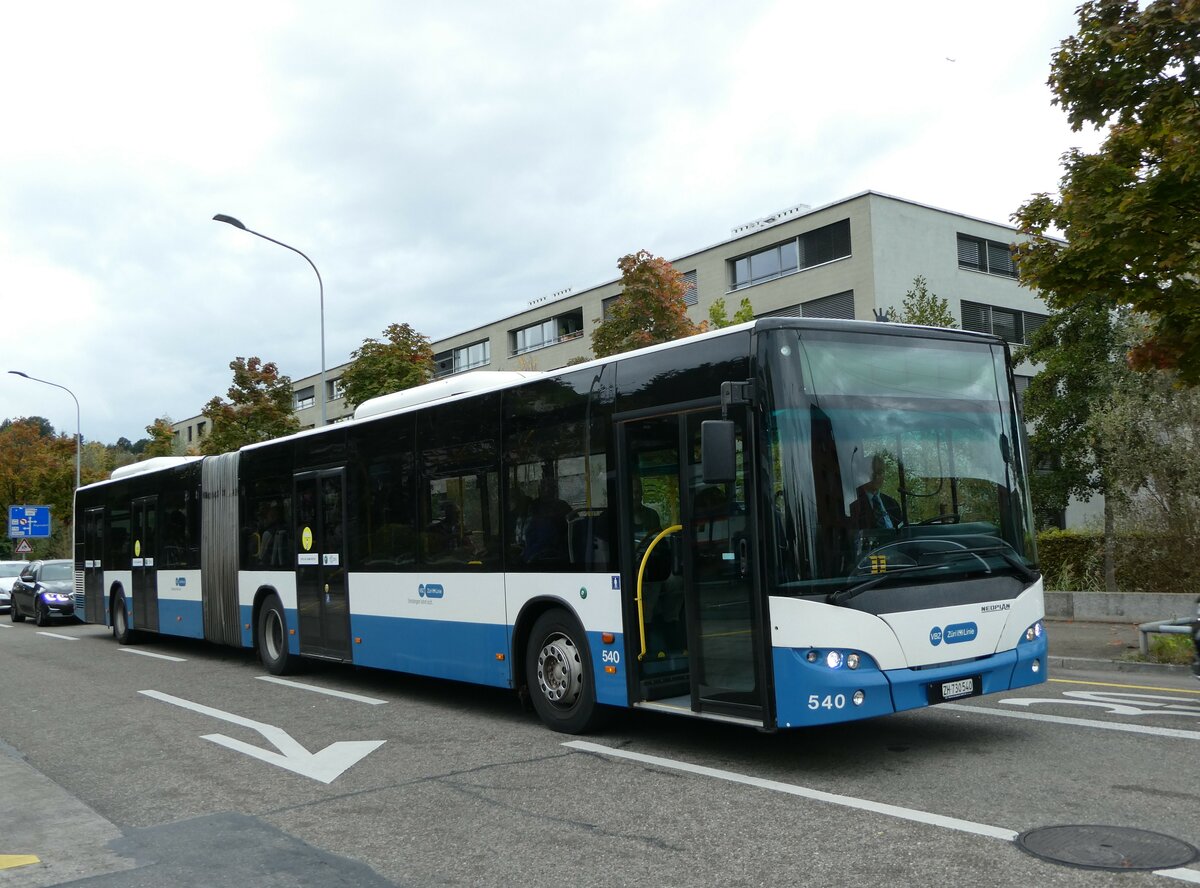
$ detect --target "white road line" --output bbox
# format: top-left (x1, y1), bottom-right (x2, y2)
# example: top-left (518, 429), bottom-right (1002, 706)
top-left (941, 703), bottom-right (1200, 741)
top-left (563, 740), bottom-right (1017, 841)
top-left (1157, 867), bottom-right (1200, 884)
top-left (256, 675), bottom-right (387, 705)
top-left (36, 631), bottom-right (78, 641)
top-left (120, 648), bottom-right (186, 662)
top-left (565, 739), bottom-right (1200, 885)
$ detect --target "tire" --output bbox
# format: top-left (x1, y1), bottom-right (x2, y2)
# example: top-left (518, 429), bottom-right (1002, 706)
top-left (112, 593), bottom-right (134, 645)
top-left (257, 594), bottom-right (297, 675)
top-left (11, 599), bottom-right (25, 623)
top-left (524, 608), bottom-right (605, 734)
top-left (34, 599), bottom-right (49, 627)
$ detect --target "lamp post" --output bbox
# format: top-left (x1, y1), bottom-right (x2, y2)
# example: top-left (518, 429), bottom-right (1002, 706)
top-left (8, 370), bottom-right (81, 490)
top-left (212, 214), bottom-right (327, 425)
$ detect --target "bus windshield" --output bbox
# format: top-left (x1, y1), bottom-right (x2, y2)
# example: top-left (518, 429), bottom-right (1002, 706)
top-left (761, 327), bottom-right (1038, 607)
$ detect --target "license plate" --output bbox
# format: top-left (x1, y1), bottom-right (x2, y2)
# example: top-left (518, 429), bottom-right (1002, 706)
top-left (929, 676), bottom-right (980, 703)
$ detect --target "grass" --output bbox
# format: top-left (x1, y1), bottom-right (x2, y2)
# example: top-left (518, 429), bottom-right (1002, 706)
top-left (1146, 633), bottom-right (1197, 666)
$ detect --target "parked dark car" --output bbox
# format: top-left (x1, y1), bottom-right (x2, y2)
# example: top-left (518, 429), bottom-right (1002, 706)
top-left (10, 560), bottom-right (75, 626)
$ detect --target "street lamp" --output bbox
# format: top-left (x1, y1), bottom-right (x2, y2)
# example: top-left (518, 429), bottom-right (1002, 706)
top-left (213, 214), bottom-right (327, 425)
top-left (7, 370), bottom-right (81, 490)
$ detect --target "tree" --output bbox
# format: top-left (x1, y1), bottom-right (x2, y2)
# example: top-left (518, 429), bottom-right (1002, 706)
top-left (200, 357), bottom-right (300, 455)
top-left (0, 417), bottom-right (76, 558)
top-left (887, 276), bottom-right (957, 327)
top-left (339, 322), bottom-right (434, 409)
top-left (1017, 299), bottom-right (1137, 590)
top-left (591, 250), bottom-right (703, 358)
top-left (708, 296), bottom-right (755, 329)
top-left (143, 417), bottom-right (177, 458)
top-left (1013, 0), bottom-right (1200, 382)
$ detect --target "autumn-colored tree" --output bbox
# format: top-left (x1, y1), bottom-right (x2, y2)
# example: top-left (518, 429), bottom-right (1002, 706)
top-left (200, 357), bottom-right (300, 455)
top-left (887, 276), bottom-right (957, 328)
top-left (1013, 0), bottom-right (1200, 382)
top-left (142, 417), bottom-right (177, 458)
top-left (708, 296), bottom-right (755, 329)
top-left (339, 323), bottom-right (434, 409)
top-left (0, 417), bottom-right (76, 558)
top-left (591, 250), bottom-right (703, 358)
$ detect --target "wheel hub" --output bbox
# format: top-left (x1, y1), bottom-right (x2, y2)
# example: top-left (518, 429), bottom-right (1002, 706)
top-left (536, 633), bottom-right (582, 706)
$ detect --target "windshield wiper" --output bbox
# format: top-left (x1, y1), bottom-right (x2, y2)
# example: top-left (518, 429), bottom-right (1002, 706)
top-left (829, 564), bottom-right (946, 605)
top-left (943, 545), bottom-right (1039, 583)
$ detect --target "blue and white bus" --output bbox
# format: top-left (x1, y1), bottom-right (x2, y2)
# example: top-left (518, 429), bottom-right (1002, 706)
top-left (74, 317), bottom-right (1046, 733)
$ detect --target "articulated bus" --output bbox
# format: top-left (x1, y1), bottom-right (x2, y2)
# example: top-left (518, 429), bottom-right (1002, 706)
top-left (73, 317), bottom-right (1046, 733)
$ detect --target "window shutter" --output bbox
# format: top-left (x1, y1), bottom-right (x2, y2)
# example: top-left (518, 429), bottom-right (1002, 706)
top-left (681, 270), bottom-right (698, 306)
top-left (960, 301), bottom-right (989, 333)
top-left (957, 235), bottom-right (983, 270)
top-left (803, 290), bottom-right (855, 320)
top-left (987, 241), bottom-right (1016, 277)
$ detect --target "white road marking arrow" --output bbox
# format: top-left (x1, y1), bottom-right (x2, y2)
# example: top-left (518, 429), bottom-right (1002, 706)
top-left (140, 689), bottom-right (384, 784)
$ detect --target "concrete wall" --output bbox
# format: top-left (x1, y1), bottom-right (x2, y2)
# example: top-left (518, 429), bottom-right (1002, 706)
top-left (1045, 590), bottom-right (1199, 623)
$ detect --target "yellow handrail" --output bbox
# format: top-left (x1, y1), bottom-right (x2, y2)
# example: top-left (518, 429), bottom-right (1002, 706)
top-left (636, 524), bottom-right (682, 661)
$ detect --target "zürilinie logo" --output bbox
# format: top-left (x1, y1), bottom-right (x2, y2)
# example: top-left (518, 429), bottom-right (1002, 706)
top-left (418, 583), bottom-right (444, 599)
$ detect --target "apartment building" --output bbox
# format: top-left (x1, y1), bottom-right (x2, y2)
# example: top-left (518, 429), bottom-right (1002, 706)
top-left (175, 189), bottom-right (1053, 470)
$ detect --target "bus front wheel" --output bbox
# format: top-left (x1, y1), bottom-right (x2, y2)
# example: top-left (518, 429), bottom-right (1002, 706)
top-left (525, 609), bottom-right (605, 734)
top-left (257, 594), bottom-right (296, 675)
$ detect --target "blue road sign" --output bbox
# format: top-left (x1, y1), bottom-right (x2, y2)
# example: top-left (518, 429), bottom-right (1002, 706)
top-left (8, 505), bottom-right (51, 539)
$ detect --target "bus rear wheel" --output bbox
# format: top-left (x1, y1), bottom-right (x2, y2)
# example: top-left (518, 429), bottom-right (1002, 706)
top-left (258, 594), bottom-right (296, 675)
top-left (112, 594), bottom-right (134, 644)
top-left (525, 609), bottom-right (605, 734)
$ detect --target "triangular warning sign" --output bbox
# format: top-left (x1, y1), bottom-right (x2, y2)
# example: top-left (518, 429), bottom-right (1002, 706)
top-left (14, 539), bottom-right (32, 554)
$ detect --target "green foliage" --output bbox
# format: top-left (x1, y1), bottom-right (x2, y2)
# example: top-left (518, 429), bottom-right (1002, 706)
top-left (1147, 633), bottom-right (1195, 666)
top-left (886, 276), bottom-right (957, 328)
top-left (1013, 0), bottom-right (1200, 382)
top-left (1018, 302), bottom-right (1136, 527)
top-left (708, 296), bottom-right (754, 329)
top-left (591, 250), bottom-right (702, 358)
top-left (339, 322), bottom-right (434, 409)
top-left (142, 417), bottom-right (177, 458)
top-left (200, 357), bottom-right (300, 455)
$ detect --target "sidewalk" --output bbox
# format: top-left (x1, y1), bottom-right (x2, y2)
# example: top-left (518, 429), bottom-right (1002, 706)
top-left (1046, 617), bottom-right (1195, 676)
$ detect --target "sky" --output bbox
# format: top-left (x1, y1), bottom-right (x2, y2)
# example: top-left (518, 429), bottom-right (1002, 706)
top-left (0, 1), bottom-right (1103, 446)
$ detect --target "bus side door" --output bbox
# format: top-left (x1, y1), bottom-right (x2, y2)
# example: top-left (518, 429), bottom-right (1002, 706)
top-left (293, 469), bottom-right (351, 661)
top-left (83, 507), bottom-right (105, 624)
top-left (131, 496), bottom-right (159, 632)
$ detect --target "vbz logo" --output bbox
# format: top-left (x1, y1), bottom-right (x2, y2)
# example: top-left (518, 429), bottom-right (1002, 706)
top-left (929, 626), bottom-right (944, 646)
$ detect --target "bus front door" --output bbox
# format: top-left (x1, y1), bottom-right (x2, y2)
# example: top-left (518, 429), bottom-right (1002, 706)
top-left (620, 408), bottom-right (766, 724)
top-left (293, 469), bottom-right (351, 661)
top-left (82, 507), bottom-right (105, 624)
top-left (131, 496), bottom-right (159, 632)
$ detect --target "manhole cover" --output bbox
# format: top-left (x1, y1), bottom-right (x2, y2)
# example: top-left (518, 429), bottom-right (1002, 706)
top-left (1017, 825), bottom-right (1199, 871)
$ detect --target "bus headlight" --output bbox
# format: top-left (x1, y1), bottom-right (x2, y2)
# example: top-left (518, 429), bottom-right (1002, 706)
top-left (852, 690), bottom-right (865, 706)
top-left (846, 653), bottom-right (860, 670)
top-left (825, 651), bottom-right (844, 670)
top-left (1024, 621), bottom-right (1044, 642)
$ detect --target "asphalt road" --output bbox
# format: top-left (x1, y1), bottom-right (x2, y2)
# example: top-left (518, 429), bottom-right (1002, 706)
top-left (1, 619), bottom-right (1198, 887)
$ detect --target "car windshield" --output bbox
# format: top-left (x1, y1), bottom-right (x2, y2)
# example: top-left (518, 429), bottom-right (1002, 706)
top-left (0, 562), bottom-right (27, 576)
top-left (761, 327), bottom-right (1038, 608)
top-left (40, 563), bottom-right (72, 582)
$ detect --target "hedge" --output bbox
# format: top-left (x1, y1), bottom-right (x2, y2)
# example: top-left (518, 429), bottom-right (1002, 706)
top-left (1036, 528), bottom-right (1200, 595)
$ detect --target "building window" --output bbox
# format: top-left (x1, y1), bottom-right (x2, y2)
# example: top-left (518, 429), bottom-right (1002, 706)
top-left (510, 309), bottom-right (584, 356)
top-left (327, 378), bottom-right (345, 401)
top-left (294, 386), bottom-right (315, 411)
top-left (957, 233), bottom-right (1018, 278)
top-left (434, 339), bottom-right (491, 378)
top-left (961, 301), bottom-right (1047, 345)
top-left (187, 426), bottom-right (193, 443)
top-left (730, 219), bottom-right (851, 290)
top-left (196, 421), bottom-right (206, 438)
top-left (601, 295), bottom-right (620, 319)
top-left (681, 270), bottom-right (697, 306)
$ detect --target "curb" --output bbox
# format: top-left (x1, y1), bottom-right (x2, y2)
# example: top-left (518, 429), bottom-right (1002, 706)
top-left (1049, 655), bottom-right (1196, 677)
